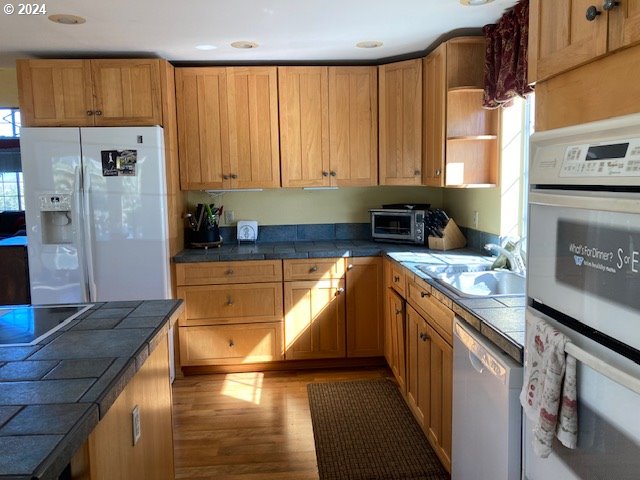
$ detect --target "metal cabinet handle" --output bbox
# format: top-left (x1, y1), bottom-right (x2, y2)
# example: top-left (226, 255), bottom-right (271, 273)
top-left (226, 269), bottom-right (234, 275)
top-left (435, 169), bottom-right (441, 177)
top-left (223, 174), bottom-right (230, 180)
top-left (420, 291), bottom-right (431, 298)
top-left (310, 265), bottom-right (318, 272)
top-left (419, 332), bottom-right (429, 342)
top-left (330, 171), bottom-right (337, 177)
top-left (86, 110), bottom-right (94, 116)
top-left (336, 287), bottom-right (345, 295)
top-left (603, 0), bottom-right (619, 10)
top-left (393, 275), bottom-right (400, 282)
top-left (322, 171), bottom-right (329, 177)
top-left (347, 264), bottom-right (353, 270)
top-left (230, 174), bottom-right (238, 179)
top-left (414, 169), bottom-right (421, 176)
top-left (95, 110), bottom-right (102, 116)
top-left (229, 339), bottom-right (235, 348)
top-left (395, 308), bottom-right (402, 315)
top-left (227, 296), bottom-right (234, 306)
top-left (586, 5), bottom-right (601, 20)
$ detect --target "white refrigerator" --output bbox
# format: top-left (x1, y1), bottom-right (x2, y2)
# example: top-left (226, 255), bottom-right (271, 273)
top-left (20, 127), bottom-right (171, 305)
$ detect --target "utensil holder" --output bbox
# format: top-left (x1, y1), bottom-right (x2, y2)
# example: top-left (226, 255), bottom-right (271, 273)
top-left (428, 219), bottom-right (466, 250)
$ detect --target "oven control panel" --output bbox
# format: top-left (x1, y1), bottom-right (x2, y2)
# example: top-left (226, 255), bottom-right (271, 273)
top-left (560, 138), bottom-right (640, 178)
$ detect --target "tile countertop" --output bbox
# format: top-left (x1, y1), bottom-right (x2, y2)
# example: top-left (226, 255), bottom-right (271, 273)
top-left (0, 299), bottom-right (183, 480)
top-left (174, 242), bottom-right (525, 363)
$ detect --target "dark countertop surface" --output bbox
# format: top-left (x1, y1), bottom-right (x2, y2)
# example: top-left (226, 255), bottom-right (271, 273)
top-left (0, 299), bottom-right (183, 480)
top-left (174, 242), bottom-right (525, 363)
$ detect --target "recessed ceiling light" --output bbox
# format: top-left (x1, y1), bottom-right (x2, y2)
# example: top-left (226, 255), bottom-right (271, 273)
top-left (460, 0), bottom-right (494, 5)
top-left (48, 14), bottom-right (86, 25)
top-left (356, 41), bottom-right (383, 49)
top-left (231, 41), bottom-right (258, 49)
top-left (195, 44), bottom-right (218, 51)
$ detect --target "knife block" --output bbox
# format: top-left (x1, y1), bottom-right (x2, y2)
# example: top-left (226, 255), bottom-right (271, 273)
top-left (428, 219), bottom-right (466, 251)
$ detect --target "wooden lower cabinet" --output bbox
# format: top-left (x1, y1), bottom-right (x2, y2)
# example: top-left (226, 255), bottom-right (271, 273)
top-left (426, 322), bottom-right (453, 472)
top-left (385, 288), bottom-right (406, 393)
top-left (179, 323), bottom-right (283, 366)
top-left (284, 279), bottom-right (346, 359)
top-left (176, 282), bottom-right (283, 326)
top-left (405, 305), bottom-right (430, 427)
top-left (71, 335), bottom-right (174, 479)
top-left (346, 257), bottom-right (383, 357)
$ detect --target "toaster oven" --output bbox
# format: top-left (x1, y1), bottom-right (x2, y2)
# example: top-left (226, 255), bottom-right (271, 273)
top-left (369, 204), bottom-right (428, 244)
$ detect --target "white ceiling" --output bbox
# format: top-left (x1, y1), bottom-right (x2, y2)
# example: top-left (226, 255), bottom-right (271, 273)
top-left (0, 0), bottom-right (517, 68)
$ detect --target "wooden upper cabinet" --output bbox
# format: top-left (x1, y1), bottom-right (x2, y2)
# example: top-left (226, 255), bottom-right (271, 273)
top-left (379, 59), bottom-right (422, 186)
top-left (227, 67), bottom-right (281, 189)
top-left (278, 67), bottom-right (330, 187)
top-left (17, 59), bottom-right (164, 127)
top-left (423, 45), bottom-right (446, 187)
top-left (17, 60), bottom-right (95, 126)
top-left (328, 67), bottom-right (378, 186)
top-left (608, 0), bottom-right (640, 51)
top-left (529, 0), bottom-right (609, 83)
top-left (175, 67), bottom-right (229, 190)
top-left (530, 0), bottom-right (640, 83)
top-left (91, 60), bottom-right (162, 126)
top-left (423, 37), bottom-right (499, 188)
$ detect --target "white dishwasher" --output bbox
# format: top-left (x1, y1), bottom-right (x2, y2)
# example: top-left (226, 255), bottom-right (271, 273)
top-left (452, 316), bottom-right (523, 480)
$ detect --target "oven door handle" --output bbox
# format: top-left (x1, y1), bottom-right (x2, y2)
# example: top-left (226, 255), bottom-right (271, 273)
top-left (530, 190), bottom-right (640, 214)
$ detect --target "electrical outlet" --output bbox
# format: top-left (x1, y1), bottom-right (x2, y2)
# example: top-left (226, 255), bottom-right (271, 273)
top-left (132, 405), bottom-right (141, 446)
top-left (472, 211), bottom-right (479, 229)
top-left (224, 210), bottom-right (235, 224)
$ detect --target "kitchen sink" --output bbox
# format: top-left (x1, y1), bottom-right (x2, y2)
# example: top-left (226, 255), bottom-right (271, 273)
top-left (416, 264), bottom-right (493, 276)
top-left (416, 263), bottom-right (525, 298)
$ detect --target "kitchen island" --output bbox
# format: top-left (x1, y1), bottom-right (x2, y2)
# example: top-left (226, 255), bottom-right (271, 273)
top-left (0, 299), bottom-right (183, 480)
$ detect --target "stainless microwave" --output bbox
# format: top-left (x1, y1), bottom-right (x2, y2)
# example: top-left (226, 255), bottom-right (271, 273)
top-left (369, 208), bottom-right (426, 244)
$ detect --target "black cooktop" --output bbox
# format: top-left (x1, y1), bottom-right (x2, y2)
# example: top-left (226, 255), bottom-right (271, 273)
top-left (0, 304), bottom-right (92, 346)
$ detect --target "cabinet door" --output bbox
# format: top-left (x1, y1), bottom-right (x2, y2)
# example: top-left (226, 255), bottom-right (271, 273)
top-left (17, 59), bottom-right (94, 127)
top-left (423, 47), bottom-right (446, 187)
top-left (386, 288), bottom-right (406, 394)
top-left (284, 279), bottom-right (346, 359)
top-left (608, 1), bottom-right (640, 52)
top-left (426, 322), bottom-right (452, 473)
top-left (328, 67), bottom-right (378, 186)
top-left (179, 323), bottom-right (284, 366)
top-left (529, 0), bottom-right (608, 83)
top-left (91, 59), bottom-right (163, 126)
top-left (279, 67), bottom-right (330, 187)
top-left (346, 257), bottom-right (383, 357)
top-left (378, 59), bottom-right (422, 185)
top-left (405, 305), bottom-right (430, 427)
top-left (175, 67), bottom-right (230, 190)
top-left (227, 67), bottom-right (281, 188)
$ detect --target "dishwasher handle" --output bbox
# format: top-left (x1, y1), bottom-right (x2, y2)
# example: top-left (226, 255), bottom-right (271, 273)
top-left (454, 317), bottom-right (508, 383)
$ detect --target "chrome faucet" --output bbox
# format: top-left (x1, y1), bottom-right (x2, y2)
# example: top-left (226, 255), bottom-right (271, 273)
top-left (484, 238), bottom-right (526, 275)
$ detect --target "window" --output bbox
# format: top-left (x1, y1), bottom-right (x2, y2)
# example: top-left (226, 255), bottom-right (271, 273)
top-left (0, 107), bottom-right (23, 211)
top-left (0, 108), bottom-right (20, 138)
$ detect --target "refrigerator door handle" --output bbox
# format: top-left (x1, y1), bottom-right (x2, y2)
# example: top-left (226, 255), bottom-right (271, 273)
top-left (82, 165), bottom-right (97, 301)
top-left (74, 166), bottom-right (91, 302)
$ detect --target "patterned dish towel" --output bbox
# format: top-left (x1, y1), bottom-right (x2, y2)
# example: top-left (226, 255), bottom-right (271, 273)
top-left (520, 313), bottom-right (578, 457)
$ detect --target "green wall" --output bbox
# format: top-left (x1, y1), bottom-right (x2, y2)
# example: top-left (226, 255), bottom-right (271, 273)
top-left (0, 68), bottom-right (18, 107)
top-left (188, 186), bottom-right (444, 226)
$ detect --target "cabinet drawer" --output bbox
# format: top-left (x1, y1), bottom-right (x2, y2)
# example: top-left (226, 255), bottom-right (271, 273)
top-left (179, 323), bottom-right (283, 366)
top-left (175, 260), bottom-right (282, 286)
top-left (388, 261), bottom-right (406, 296)
top-left (283, 258), bottom-right (346, 281)
top-left (407, 278), bottom-right (454, 344)
top-left (177, 283), bottom-right (283, 326)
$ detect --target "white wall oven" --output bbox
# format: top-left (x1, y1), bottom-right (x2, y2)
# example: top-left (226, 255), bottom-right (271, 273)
top-left (525, 113), bottom-right (640, 480)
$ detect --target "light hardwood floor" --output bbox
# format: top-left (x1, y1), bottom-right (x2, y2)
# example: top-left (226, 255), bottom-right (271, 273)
top-left (172, 367), bottom-right (392, 479)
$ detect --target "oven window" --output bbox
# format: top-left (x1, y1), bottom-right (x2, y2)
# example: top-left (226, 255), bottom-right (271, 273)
top-left (374, 214), bottom-right (412, 236)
